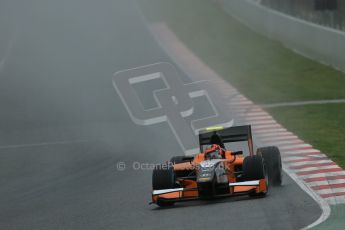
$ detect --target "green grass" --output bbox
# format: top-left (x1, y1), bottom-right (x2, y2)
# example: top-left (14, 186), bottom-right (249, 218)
top-left (139, 0), bottom-right (345, 104)
top-left (138, 0), bottom-right (345, 167)
top-left (268, 104), bottom-right (345, 168)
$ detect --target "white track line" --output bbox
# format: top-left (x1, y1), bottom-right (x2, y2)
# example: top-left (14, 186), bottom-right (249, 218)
top-left (261, 99), bottom-right (345, 108)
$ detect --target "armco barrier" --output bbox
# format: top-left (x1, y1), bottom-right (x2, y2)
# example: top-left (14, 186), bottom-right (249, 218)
top-left (220, 0), bottom-right (345, 72)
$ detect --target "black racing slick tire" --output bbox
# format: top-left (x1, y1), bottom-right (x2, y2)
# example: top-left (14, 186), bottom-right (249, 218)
top-left (258, 146), bottom-right (283, 186)
top-left (243, 155), bottom-right (265, 180)
top-left (152, 164), bottom-right (176, 190)
top-left (243, 155), bottom-right (268, 197)
top-left (152, 164), bottom-right (176, 207)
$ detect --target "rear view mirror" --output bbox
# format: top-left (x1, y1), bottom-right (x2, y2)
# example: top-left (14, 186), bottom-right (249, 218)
top-left (231, 151), bottom-right (243, 156)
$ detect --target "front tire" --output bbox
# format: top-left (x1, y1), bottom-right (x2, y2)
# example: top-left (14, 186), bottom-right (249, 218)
top-left (243, 155), bottom-right (268, 197)
top-left (152, 164), bottom-right (176, 207)
top-left (243, 155), bottom-right (265, 180)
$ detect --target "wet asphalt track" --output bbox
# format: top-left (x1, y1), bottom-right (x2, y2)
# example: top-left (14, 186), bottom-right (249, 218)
top-left (0, 0), bottom-right (322, 229)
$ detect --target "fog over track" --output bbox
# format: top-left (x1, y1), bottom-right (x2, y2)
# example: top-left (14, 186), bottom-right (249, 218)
top-left (0, 0), bottom-right (322, 229)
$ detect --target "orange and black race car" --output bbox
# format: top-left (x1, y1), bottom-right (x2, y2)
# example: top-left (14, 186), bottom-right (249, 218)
top-left (151, 125), bottom-right (282, 207)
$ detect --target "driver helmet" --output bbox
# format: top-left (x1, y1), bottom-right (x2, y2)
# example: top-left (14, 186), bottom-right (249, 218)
top-left (205, 144), bottom-right (224, 159)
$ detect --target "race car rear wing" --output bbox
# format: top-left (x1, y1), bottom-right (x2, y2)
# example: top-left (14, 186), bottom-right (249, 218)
top-left (198, 125), bottom-right (254, 155)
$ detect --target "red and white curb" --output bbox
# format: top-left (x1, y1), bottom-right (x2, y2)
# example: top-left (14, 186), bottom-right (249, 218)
top-left (221, 92), bottom-right (345, 205)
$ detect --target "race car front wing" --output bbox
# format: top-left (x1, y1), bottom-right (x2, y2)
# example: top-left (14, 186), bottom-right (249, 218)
top-left (151, 179), bottom-right (267, 204)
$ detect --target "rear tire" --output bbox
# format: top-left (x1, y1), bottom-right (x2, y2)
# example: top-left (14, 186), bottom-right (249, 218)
top-left (243, 155), bottom-right (268, 197)
top-left (152, 164), bottom-right (176, 207)
top-left (258, 146), bottom-right (282, 186)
